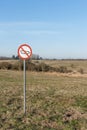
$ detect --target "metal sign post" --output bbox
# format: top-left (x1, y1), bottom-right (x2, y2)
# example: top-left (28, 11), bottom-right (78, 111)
top-left (24, 60), bottom-right (26, 114)
top-left (18, 43), bottom-right (32, 114)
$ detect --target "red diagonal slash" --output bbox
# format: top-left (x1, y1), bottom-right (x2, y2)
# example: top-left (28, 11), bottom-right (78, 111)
top-left (18, 44), bottom-right (32, 60)
top-left (21, 47), bottom-right (30, 58)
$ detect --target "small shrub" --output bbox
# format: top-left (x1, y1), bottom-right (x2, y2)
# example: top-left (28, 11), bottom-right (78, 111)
top-left (7, 63), bottom-right (12, 70)
top-left (27, 62), bottom-right (37, 71)
top-left (35, 63), bottom-right (50, 72)
top-left (18, 61), bottom-right (38, 71)
top-left (78, 68), bottom-right (84, 74)
top-left (0, 62), bottom-right (12, 70)
top-left (55, 66), bottom-right (72, 73)
top-left (71, 64), bottom-right (74, 68)
top-left (12, 62), bottom-right (20, 70)
top-left (59, 66), bottom-right (67, 73)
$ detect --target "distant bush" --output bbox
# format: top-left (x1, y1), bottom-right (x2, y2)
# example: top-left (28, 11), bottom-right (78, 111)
top-left (12, 61), bottom-right (36, 71)
top-left (0, 62), bottom-right (12, 70)
top-left (26, 62), bottom-right (37, 71)
top-left (71, 64), bottom-right (75, 68)
top-left (58, 66), bottom-right (67, 73)
top-left (78, 68), bottom-right (84, 74)
top-left (0, 61), bottom-right (72, 73)
top-left (57, 66), bottom-right (72, 73)
top-left (12, 62), bottom-right (20, 70)
top-left (36, 63), bottom-right (51, 72)
top-left (0, 61), bottom-right (22, 70)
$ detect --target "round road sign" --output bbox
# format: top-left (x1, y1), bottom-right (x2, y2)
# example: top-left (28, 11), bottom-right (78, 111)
top-left (18, 44), bottom-right (32, 60)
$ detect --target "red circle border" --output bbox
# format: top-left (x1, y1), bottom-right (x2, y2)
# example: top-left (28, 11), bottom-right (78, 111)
top-left (18, 44), bottom-right (32, 60)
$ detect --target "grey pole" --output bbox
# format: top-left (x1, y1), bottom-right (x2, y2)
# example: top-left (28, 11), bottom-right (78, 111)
top-left (24, 60), bottom-right (26, 114)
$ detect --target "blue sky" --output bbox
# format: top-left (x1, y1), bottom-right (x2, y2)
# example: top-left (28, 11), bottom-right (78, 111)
top-left (0, 0), bottom-right (87, 59)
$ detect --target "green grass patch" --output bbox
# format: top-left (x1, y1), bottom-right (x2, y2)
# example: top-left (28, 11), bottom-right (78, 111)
top-left (0, 69), bottom-right (87, 129)
top-left (75, 96), bottom-right (87, 111)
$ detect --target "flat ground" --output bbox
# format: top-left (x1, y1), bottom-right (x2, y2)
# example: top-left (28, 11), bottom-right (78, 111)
top-left (0, 60), bottom-right (87, 130)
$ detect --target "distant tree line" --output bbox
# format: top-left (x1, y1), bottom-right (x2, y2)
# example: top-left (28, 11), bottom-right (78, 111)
top-left (0, 55), bottom-right (87, 61)
top-left (12, 54), bottom-right (43, 60)
top-left (0, 56), bottom-right (11, 60)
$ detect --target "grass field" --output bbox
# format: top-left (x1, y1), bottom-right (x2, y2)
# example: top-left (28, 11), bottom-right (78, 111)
top-left (0, 60), bottom-right (87, 130)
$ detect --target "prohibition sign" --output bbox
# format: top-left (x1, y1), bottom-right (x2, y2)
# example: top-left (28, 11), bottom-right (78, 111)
top-left (18, 43), bottom-right (32, 114)
top-left (18, 44), bottom-right (32, 60)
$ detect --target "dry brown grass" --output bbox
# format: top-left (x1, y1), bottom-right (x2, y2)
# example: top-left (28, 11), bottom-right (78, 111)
top-left (0, 60), bottom-right (87, 129)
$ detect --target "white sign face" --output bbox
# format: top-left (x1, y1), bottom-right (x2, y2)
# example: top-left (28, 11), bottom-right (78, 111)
top-left (18, 44), bottom-right (32, 60)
